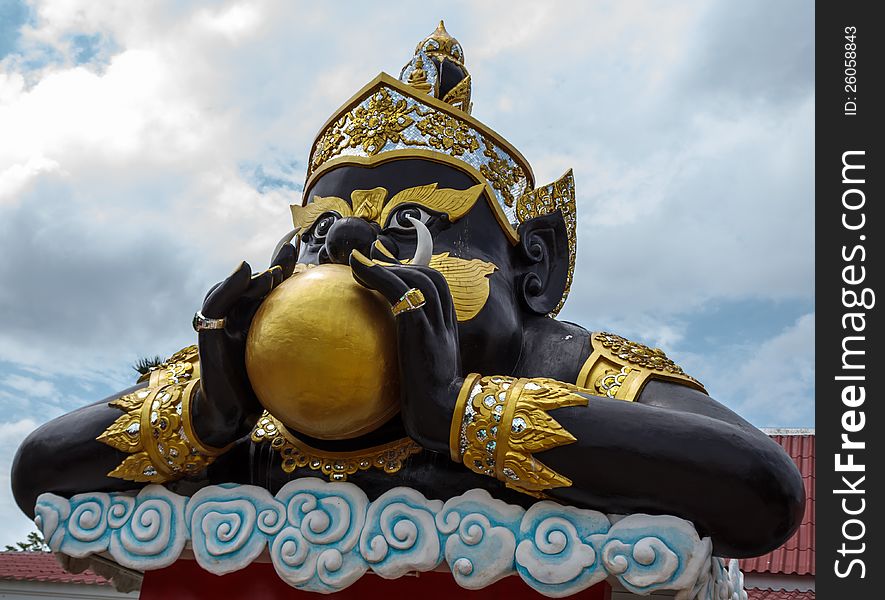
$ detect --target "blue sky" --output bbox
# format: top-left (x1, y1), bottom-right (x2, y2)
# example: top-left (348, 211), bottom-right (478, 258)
top-left (0, 0), bottom-right (814, 545)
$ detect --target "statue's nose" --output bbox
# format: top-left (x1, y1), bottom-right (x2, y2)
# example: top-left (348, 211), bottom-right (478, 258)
top-left (324, 217), bottom-right (378, 264)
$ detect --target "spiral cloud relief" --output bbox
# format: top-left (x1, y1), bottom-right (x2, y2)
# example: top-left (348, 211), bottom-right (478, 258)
top-left (35, 479), bottom-right (745, 598)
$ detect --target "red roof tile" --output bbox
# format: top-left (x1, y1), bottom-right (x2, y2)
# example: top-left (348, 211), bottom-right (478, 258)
top-left (0, 551), bottom-right (111, 586)
top-left (740, 433), bottom-right (815, 576)
top-left (746, 588), bottom-right (815, 600)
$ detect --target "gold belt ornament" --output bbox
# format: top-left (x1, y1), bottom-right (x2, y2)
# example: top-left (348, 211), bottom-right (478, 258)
top-left (251, 412), bottom-right (422, 482)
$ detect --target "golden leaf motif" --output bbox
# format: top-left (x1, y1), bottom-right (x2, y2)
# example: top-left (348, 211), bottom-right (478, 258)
top-left (510, 410), bottom-right (576, 453)
top-left (428, 253), bottom-right (496, 322)
top-left (110, 390), bottom-right (147, 412)
top-left (501, 454), bottom-right (571, 497)
top-left (441, 74), bottom-right (472, 113)
top-left (380, 182), bottom-right (488, 223)
top-left (291, 196), bottom-right (353, 231)
top-left (293, 182), bottom-right (484, 233)
top-left (107, 453), bottom-right (165, 483)
top-left (99, 347), bottom-right (223, 483)
top-left (351, 187), bottom-right (388, 222)
top-left (453, 375), bottom-right (589, 497)
top-left (96, 414), bottom-right (142, 453)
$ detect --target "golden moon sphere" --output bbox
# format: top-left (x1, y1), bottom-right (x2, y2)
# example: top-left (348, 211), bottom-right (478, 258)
top-left (245, 264), bottom-right (400, 440)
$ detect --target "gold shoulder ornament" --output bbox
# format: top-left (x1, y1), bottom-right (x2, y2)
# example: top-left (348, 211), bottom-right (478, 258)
top-left (576, 332), bottom-right (706, 401)
top-left (450, 374), bottom-right (589, 497)
top-left (251, 412), bottom-right (422, 482)
top-left (98, 346), bottom-right (228, 483)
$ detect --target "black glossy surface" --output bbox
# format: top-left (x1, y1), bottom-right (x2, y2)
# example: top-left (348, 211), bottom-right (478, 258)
top-left (10, 157), bottom-right (804, 558)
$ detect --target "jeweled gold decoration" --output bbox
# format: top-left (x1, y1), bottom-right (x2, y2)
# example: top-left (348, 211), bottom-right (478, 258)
top-left (416, 21), bottom-right (465, 67)
top-left (100, 346), bottom-right (226, 483)
top-left (575, 332), bottom-right (706, 401)
top-left (442, 74), bottom-right (472, 113)
top-left (251, 412), bottom-right (422, 481)
top-left (345, 88), bottom-right (427, 155)
top-left (311, 115), bottom-right (348, 172)
top-left (594, 366), bottom-right (632, 399)
top-left (305, 74), bottom-right (534, 224)
top-left (303, 24), bottom-right (583, 317)
top-left (451, 374), bottom-right (589, 497)
top-left (391, 287), bottom-right (426, 316)
top-left (516, 170), bottom-right (577, 316)
top-left (245, 263), bottom-right (400, 440)
top-left (479, 137), bottom-right (526, 208)
top-left (415, 111), bottom-right (479, 156)
top-left (427, 253), bottom-right (496, 322)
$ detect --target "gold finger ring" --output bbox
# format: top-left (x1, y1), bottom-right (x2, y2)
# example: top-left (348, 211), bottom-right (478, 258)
top-left (391, 288), bottom-right (426, 316)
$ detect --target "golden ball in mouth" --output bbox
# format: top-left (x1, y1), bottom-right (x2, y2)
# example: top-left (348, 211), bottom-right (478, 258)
top-left (245, 264), bottom-right (400, 440)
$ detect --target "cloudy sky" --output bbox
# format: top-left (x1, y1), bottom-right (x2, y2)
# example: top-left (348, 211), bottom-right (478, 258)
top-left (0, 0), bottom-right (813, 545)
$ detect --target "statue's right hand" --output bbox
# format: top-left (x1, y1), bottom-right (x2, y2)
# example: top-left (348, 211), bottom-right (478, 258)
top-left (194, 244), bottom-right (296, 442)
top-left (201, 243), bottom-right (296, 342)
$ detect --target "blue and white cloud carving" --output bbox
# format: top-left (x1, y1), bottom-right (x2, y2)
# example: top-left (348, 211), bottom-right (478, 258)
top-left (35, 480), bottom-right (745, 598)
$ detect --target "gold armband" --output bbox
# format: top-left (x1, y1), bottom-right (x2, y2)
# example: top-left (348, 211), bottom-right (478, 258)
top-left (98, 346), bottom-right (228, 483)
top-left (576, 332), bottom-right (706, 401)
top-left (450, 374), bottom-right (588, 497)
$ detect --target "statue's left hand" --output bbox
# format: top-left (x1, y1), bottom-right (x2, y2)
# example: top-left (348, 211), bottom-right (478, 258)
top-left (193, 244), bottom-right (297, 447)
top-left (349, 250), bottom-right (462, 454)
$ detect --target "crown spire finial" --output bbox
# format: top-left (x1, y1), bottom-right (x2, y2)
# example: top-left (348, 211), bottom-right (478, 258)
top-left (415, 20), bottom-right (464, 65)
top-left (402, 21), bottom-right (471, 113)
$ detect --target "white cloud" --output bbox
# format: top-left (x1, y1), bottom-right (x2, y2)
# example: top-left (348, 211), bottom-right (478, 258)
top-left (2, 374), bottom-right (59, 399)
top-left (727, 313), bottom-right (815, 425)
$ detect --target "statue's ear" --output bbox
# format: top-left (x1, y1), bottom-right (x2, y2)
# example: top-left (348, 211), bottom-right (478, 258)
top-left (515, 211), bottom-right (569, 315)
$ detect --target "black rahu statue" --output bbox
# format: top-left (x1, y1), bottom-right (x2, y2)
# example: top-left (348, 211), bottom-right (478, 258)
top-left (11, 22), bottom-right (804, 559)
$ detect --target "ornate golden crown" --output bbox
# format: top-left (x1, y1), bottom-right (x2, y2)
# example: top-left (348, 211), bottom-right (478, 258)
top-left (302, 22), bottom-right (577, 315)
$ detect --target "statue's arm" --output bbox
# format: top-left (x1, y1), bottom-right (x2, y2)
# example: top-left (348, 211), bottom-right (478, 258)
top-left (349, 254), bottom-right (805, 558)
top-left (11, 349), bottom-right (234, 518)
top-left (12, 389), bottom-right (152, 518)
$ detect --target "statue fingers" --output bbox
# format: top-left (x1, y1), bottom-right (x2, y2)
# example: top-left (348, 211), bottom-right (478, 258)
top-left (383, 265), bottom-right (449, 332)
top-left (241, 268), bottom-right (276, 301)
top-left (369, 239), bottom-right (401, 265)
top-left (202, 261), bottom-right (252, 318)
top-left (269, 242), bottom-right (297, 281)
top-left (350, 249), bottom-right (448, 329)
top-left (349, 249), bottom-right (411, 303)
top-left (401, 264), bottom-right (456, 332)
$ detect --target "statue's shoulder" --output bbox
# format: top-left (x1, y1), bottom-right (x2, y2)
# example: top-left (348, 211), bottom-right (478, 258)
top-left (575, 332), bottom-right (705, 401)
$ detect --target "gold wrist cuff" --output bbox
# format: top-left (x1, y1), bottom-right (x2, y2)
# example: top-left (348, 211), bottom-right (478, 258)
top-left (99, 346), bottom-right (227, 483)
top-left (450, 374), bottom-right (588, 497)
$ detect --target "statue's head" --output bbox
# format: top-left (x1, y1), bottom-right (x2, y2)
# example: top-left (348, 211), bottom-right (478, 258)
top-left (290, 22), bottom-right (577, 374)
